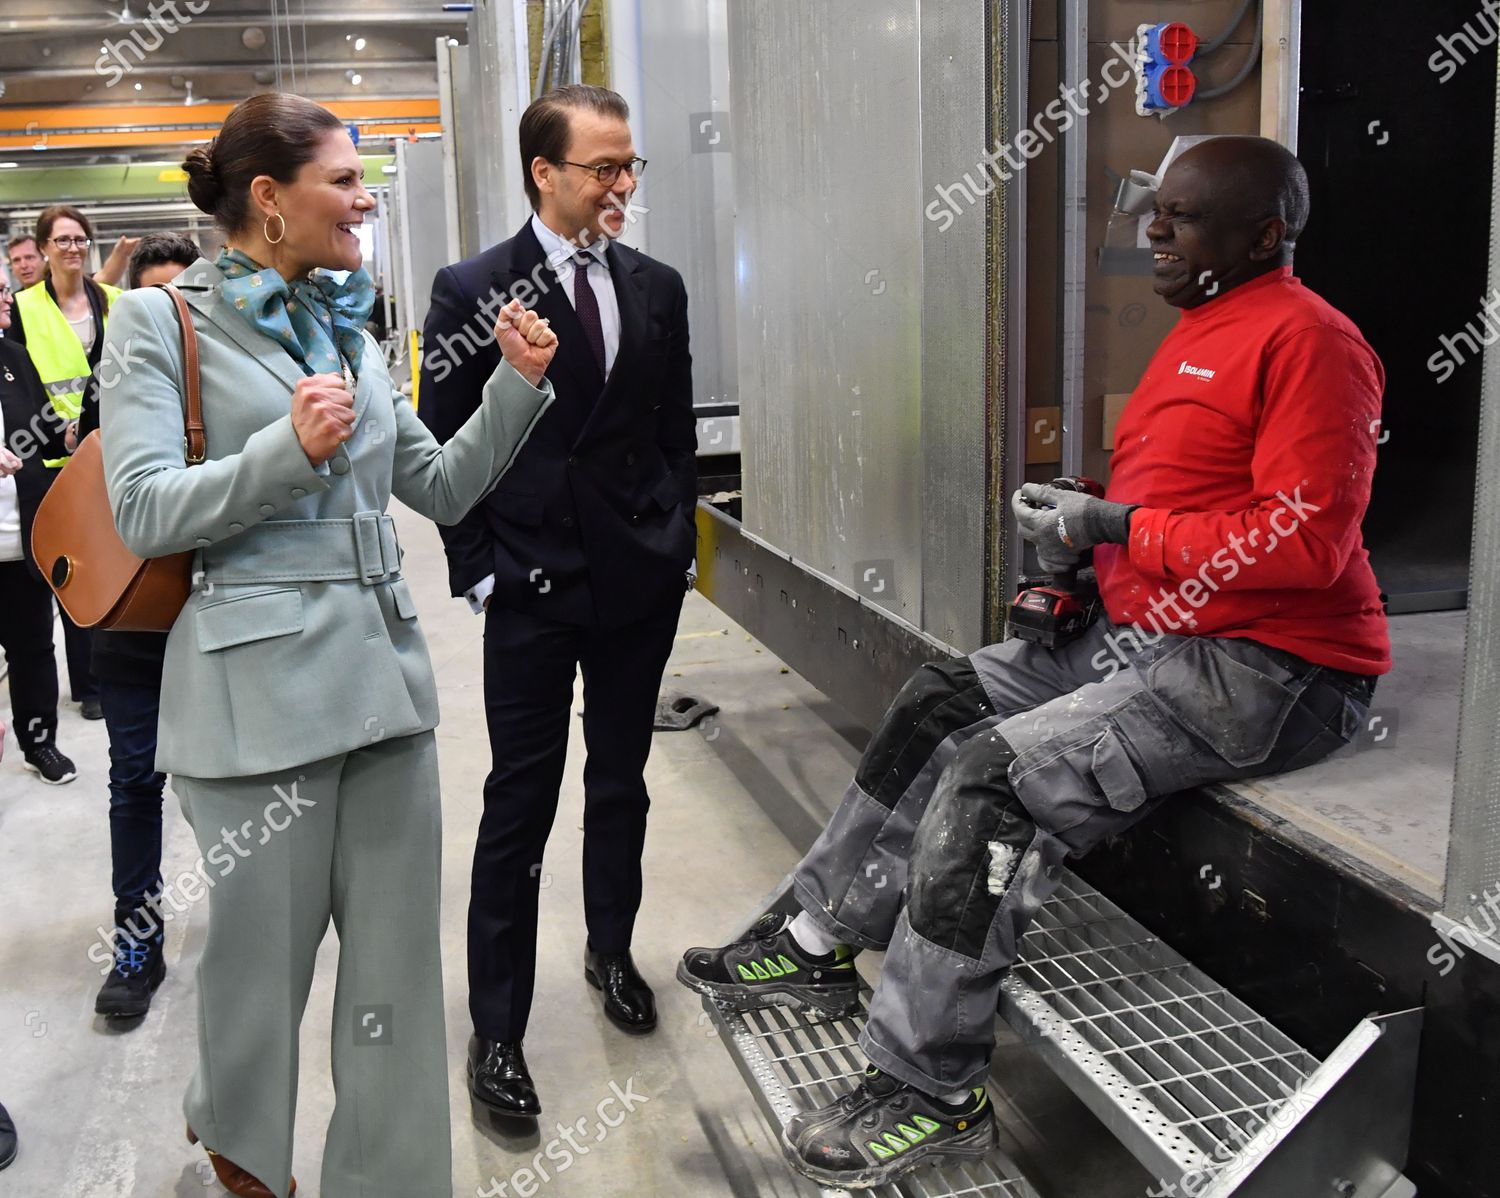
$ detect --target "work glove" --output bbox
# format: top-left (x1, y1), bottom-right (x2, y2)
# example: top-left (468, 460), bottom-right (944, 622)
top-left (1010, 482), bottom-right (1137, 574)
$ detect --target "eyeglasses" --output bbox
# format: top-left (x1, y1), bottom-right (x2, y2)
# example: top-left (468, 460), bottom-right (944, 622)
top-left (553, 157), bottom-right (647, 187)
top-left (49, 237), bottom-right (92, 250)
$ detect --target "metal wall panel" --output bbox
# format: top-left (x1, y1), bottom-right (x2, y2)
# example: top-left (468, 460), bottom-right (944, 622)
top-left (733, 0), bottom-right (988, 648)
top-left (1440, 52), bottom-right (1500, 949)
top-left (919, 4), bottom-right (991, 650)
top-left (624, 0), bottom-right (738, 412)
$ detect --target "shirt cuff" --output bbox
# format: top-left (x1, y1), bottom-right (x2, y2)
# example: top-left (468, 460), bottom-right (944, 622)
top-left (465, 573), bottom-right (496, 615)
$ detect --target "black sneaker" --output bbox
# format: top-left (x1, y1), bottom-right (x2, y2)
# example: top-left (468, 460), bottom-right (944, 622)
top-left (81, 698), bottom-right (104, 721)
top-left (782, 1067), bottom-right (996, 1189)
top-left (677, 911), bottom-right (860, 1018)
top-left (95, 906), bottom-right (166, 1020)
top-left (0, 1099), bottom-right (14, 1171)
top-left (22, 745), bottom-right (77, 785)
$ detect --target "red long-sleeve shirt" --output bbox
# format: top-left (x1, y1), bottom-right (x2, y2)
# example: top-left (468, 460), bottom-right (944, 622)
top-left (1094, 266), bottom-right (1390, 675)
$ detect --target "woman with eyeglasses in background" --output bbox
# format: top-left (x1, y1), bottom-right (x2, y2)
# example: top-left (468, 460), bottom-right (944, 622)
top-left (13, 204), bottom-right (119, 720)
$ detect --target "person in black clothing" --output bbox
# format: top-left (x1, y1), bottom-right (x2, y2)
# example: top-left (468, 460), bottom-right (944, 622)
top-left (72, 232), bottom-right (201, 1022)
top-left (0, 719), bottom-right (18, 1169)
top-left (0, 280), bottom-right (78, 786)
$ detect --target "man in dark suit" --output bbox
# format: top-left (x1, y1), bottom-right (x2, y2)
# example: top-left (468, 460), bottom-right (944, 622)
top-left (419, 84), bottom-right (696, 1119)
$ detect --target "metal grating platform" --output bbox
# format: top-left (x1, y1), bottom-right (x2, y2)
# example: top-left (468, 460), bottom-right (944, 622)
top-left (1002, 873), bottom-right (1416, 1195)
top-left (703, 989), bottom-right (1042, 1198)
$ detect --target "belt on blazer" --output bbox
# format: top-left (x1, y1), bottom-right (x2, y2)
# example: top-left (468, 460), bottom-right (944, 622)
top-left (198, 511), bottom-right (403, 586)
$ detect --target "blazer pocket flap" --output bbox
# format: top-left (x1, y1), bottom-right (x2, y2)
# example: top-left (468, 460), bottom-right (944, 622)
top-left (493, 491), bottom-right (544, 528)
top-left (196, 588), bottom-right (304, 652)
top-left (650, 472), bottom-right (682, 512)
top-left (390, 577), bottom-right (420, 620)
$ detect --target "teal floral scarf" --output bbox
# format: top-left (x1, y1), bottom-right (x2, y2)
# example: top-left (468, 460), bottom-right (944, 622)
top-left (216, 248), bottom-right (375, 377)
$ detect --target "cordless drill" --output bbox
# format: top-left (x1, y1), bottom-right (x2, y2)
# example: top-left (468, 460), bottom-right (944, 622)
top-left (1007, 476), bottom-right (1106, 648)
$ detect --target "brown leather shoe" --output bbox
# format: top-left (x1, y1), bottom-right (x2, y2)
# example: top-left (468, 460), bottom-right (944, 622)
top-left (186, 1126), bottom-right (296, 1196)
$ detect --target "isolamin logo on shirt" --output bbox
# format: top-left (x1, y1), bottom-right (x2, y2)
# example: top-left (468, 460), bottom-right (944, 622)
top-left (1177, 360), bottom-right (1217, 380)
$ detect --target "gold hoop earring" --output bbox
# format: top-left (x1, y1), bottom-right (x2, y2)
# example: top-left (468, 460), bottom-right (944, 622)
top-left (264, 213), bottom-right (286, 245)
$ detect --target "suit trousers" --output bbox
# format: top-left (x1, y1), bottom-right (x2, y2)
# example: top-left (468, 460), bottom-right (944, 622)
top-left (174, 732), bottom-right (451, 1198)
top-left (59, 603), bottom-right (98, 703)
top-left (468, 595), bottom-right (684, 1042)
top-left (0, 559), bottom-right (60, 754)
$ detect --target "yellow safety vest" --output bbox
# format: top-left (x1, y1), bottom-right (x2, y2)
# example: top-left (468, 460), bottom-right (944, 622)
top-left (15, 279), bottom-right (121, 468)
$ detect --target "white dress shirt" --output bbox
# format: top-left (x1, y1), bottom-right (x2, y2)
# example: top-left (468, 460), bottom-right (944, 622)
top-left (0, 400), bottom-right (23, 563)
top-left (463, 216), bottom-right (623, 615)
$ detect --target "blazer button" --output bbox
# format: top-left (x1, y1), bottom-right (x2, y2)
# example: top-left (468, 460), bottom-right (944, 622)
top-left (568, 455), bottom-right (579, 467)
top-left (291, 487), bottom-right (306, 499)
top-left (562, 515), bottom-right (575, 527)
top-left (195, 537), bottom-right (211, 548)
top-left (625, 452), bottom-right (637, 466)
top-left (259, 504), bottom-right (276, 516)
top-left (228, 522), bottom-right (244, 534)
top-left (331, 457), bottom-right (351, 475)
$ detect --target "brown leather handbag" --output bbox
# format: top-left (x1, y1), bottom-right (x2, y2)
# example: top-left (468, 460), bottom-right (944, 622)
top-left (31, 284), bottom-right (207, 632)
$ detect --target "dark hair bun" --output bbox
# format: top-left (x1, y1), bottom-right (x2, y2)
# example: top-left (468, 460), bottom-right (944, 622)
top-left (183, 144), bottom-right (223, 215)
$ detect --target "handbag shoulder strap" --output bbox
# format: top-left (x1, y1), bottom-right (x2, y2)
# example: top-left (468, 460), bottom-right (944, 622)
top-left (152, 283), bottom-right (205, 465)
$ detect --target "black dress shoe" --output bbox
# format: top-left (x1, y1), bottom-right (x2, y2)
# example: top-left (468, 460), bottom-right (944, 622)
top-left (0, 1099), bottom-right (16, 1170)
top-left (584, 945), bottom-right (657, 1034)
top-left (467, 1036), bottom-right (541, 1118)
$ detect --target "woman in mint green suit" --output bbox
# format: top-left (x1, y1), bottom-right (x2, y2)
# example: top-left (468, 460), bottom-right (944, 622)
top-left (99, 93), bottom-right (558, 1198)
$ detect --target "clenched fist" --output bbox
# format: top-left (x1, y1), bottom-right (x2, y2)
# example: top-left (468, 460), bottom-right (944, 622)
top-left (494, 298), bottom-right (558, 387)
top-left (291, 371), bottom-right (355, 467)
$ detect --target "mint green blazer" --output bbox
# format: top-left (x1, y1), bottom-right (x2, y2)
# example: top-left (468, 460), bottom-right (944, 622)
top-left (101, 259), bottom-right (552, 778)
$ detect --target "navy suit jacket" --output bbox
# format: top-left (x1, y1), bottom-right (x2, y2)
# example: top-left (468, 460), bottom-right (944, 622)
top-left (419, 221), bottom-right (696, 628)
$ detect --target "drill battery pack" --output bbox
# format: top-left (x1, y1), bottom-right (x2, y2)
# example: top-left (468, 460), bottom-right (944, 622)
top-left (1007, 568), bottom-right (1102, 649)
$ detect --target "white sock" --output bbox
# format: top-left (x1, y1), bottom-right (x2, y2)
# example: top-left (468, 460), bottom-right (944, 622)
top-left (788, 911), bottom-right (840, 958)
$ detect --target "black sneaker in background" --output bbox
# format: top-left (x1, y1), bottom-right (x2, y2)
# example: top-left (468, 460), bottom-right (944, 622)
top-left (782, 1067), bottom-right (996, 1189)
top-left (0, 1099), bottom-right (15, 1170)
top-left (22, 745), bottom-right (77, 785)
top-left (678, 910), bottom-right (860, 1018)
top-left (95, 906), bottom-right (167, 1021)
top-left (81, 698), bottom-right (104, 721)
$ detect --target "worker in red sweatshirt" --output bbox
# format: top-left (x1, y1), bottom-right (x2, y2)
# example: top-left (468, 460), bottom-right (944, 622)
top-left (678, 136), bottom-right (1387, 1190)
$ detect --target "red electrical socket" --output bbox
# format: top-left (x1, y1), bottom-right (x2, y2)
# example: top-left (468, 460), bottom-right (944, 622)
top-left (1155, 22), bottom-right (1199, 64)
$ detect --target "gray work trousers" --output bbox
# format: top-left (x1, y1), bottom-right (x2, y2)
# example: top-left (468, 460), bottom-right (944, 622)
top-left (792, 622), bottom-right (1373, 1097)
top-left (173, 732), bottom-right (452, 1198)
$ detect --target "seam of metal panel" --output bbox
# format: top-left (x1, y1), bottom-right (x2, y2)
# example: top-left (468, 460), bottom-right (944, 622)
top-left (1058, 0), bottom-right (1087, 478)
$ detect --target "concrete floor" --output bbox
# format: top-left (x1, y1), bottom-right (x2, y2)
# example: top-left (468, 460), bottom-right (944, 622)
top-left (4, 497), bottom-right (1457, 1195)
top-left (0, 502), bottom-right (1154, 1198)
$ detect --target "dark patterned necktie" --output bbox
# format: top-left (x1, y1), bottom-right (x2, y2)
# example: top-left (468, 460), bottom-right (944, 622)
top-left (572, 253), bottom-right (607, 378)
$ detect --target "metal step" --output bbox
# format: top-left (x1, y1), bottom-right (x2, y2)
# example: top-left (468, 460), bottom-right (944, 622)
top-left (702, 988), bottom-right (1044, 1198)
top-left (1002, 872), bottom-right (1420, 1198)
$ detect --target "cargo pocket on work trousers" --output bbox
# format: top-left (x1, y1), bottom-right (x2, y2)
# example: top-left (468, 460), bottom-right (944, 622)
top-left (1146, 637), bottom-right (1309, 770)
top-left (1010, 705), bottom-right (1155, 835)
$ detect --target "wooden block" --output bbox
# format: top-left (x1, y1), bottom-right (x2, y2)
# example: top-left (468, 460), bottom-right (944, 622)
top-left (1026, 406), bottom-right (1062, 464)
top-left (1102, 393), bottom-right (1132, 451)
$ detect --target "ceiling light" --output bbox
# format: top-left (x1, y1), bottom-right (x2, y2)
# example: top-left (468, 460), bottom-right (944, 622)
top-left (134, 82), bottom-right (142, 90)
top-left (354, 37), bottom-right (366, 51)
top-left (0, 163), bottom-right (19, 170)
